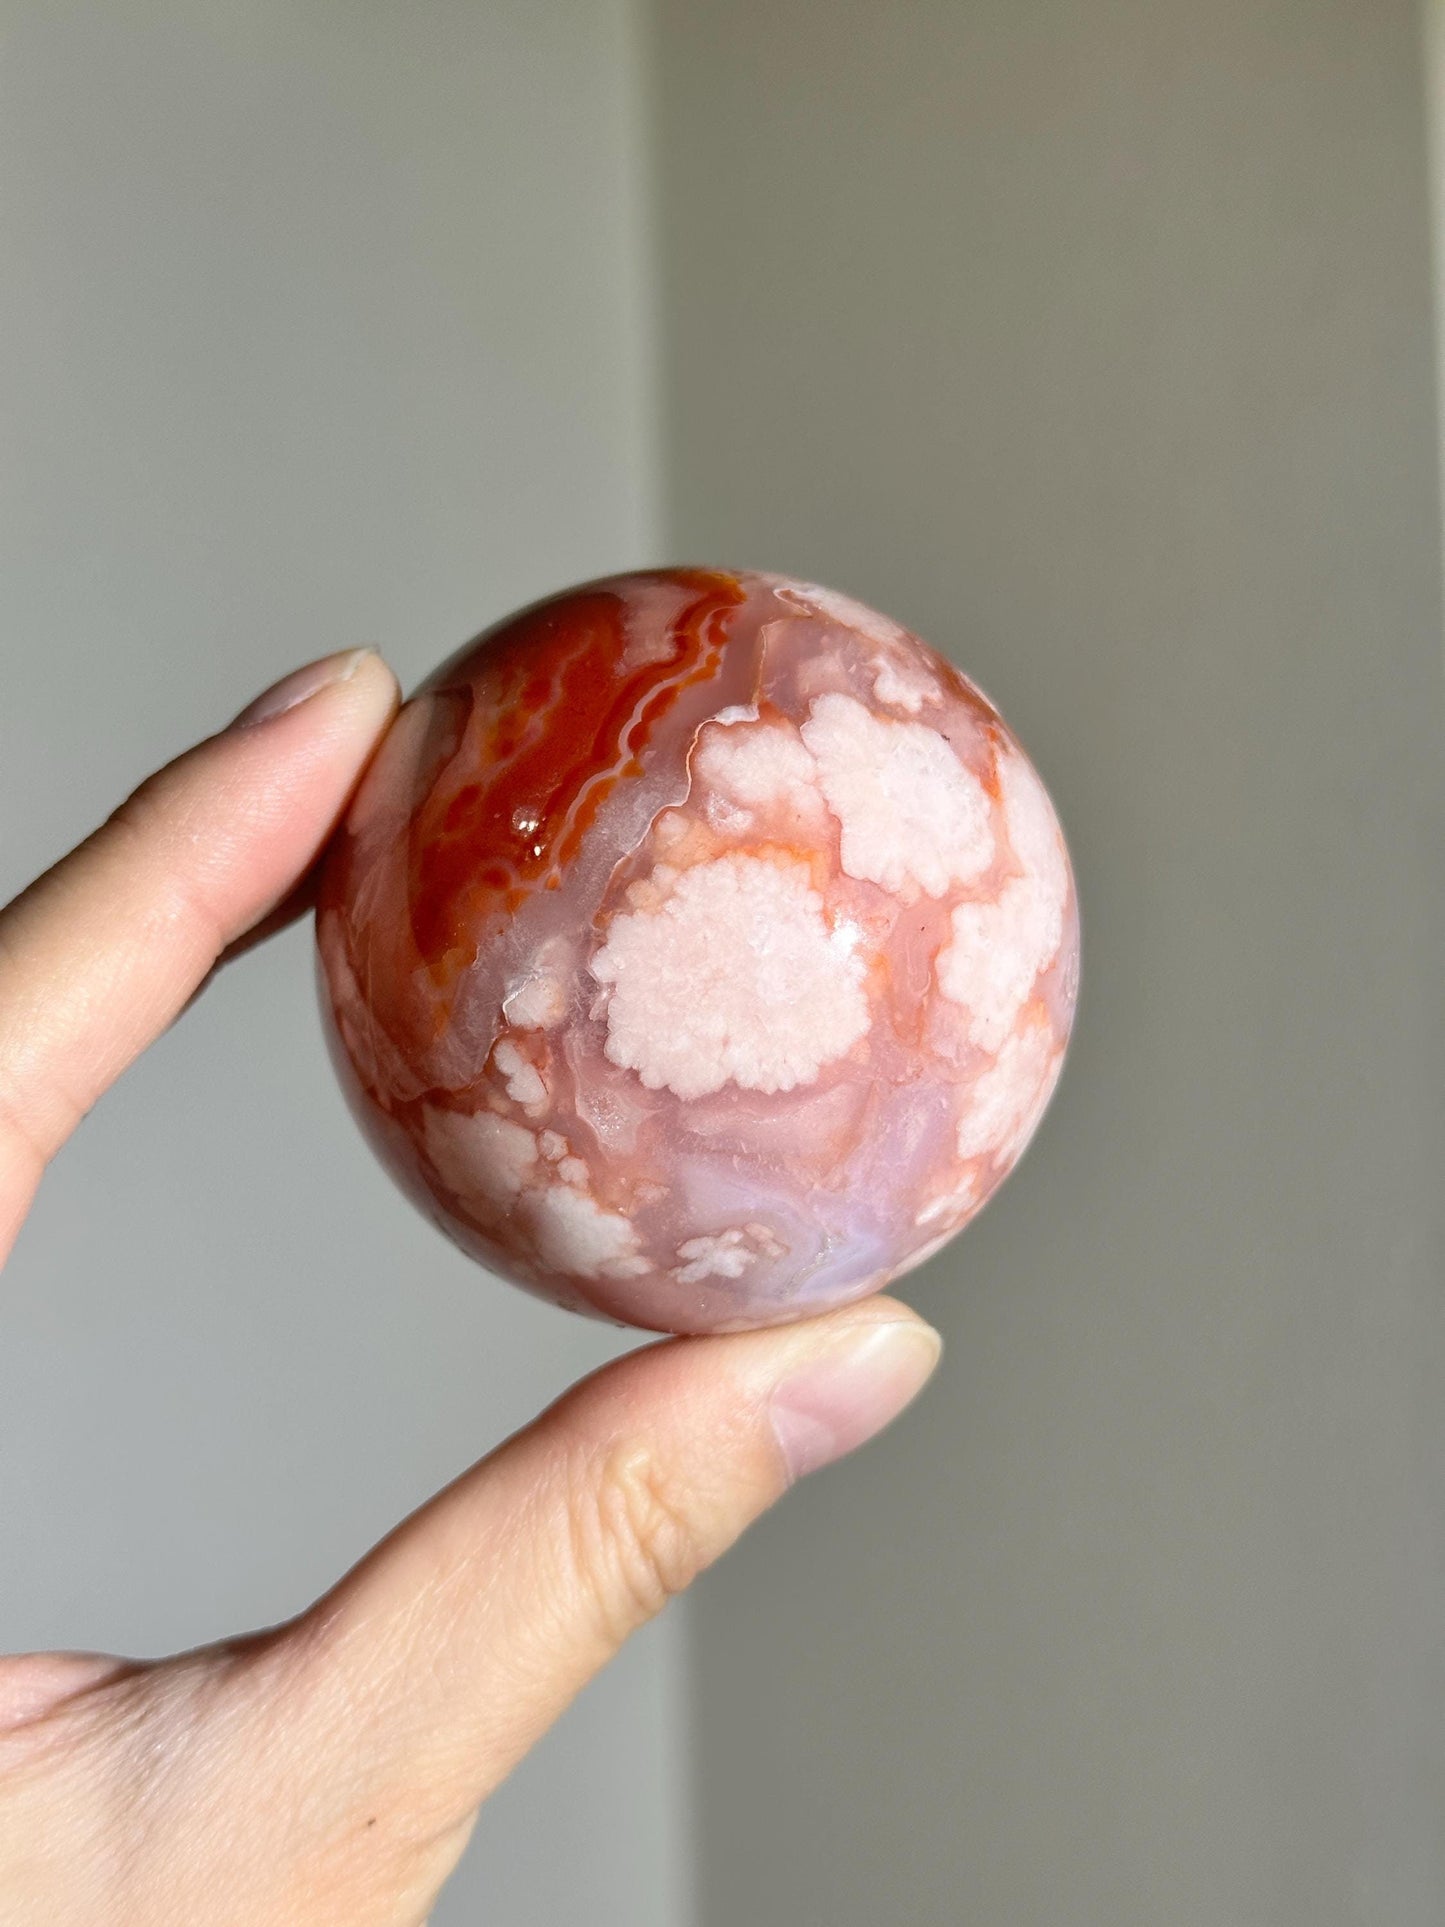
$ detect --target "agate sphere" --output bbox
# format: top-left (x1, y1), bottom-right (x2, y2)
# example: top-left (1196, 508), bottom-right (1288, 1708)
top-left (316, 569), bottom-right (1078, 1332)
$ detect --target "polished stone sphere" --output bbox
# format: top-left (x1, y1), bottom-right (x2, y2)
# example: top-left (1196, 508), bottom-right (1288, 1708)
top-left (316, 569), bottom-right (1078, 1332)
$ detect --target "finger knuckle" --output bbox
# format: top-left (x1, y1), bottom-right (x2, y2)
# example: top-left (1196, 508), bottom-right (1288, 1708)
top-left (105, 772), bottom-right (176, 861)
top-left (570, 1440), bottom-right (708, 1642)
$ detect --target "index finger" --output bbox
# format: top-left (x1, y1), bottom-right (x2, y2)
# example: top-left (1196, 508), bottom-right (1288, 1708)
top-left (0, 648), bottom-right (398, 1263)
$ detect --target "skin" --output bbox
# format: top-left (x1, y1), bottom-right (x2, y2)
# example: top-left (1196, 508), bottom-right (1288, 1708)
top-left (0, 649), bottom-right (940, 1925)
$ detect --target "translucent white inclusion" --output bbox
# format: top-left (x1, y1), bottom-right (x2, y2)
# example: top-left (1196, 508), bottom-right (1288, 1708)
top-left (592, 852), bottom-right (870, 1101)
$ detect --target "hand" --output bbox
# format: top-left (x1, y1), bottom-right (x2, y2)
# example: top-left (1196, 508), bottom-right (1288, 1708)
top-left (0, 649), bottom-right (941, 1926)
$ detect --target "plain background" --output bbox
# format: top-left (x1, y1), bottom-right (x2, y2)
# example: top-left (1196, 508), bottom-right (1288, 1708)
top-left (5, 4), bottom-right (1445, 1925)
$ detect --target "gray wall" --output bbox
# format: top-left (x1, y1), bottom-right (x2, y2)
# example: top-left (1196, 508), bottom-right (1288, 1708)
top-left (0, 7), bottom-right (684, 1924)
top-left (651, 1), bottom-right (1445, 1922)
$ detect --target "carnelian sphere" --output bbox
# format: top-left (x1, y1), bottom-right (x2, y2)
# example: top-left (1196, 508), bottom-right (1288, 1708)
top-left (316, 569), bottom-right (1078, 1333)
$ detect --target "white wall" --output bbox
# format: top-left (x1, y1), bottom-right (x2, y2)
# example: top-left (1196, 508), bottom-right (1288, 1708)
top-left (651, 2), bottom-right (1445, 1922)
top-left (0, 7), bottom-right (683, 1923)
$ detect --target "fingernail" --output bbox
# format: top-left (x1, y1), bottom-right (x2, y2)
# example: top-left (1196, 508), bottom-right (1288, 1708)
top-left (230, 648), bottom-right (375, 729)
top-left (770, 1320), bottom-right (942, 1484)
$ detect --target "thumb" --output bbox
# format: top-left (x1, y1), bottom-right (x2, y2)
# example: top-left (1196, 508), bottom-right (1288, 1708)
top-left (256, 1298), bottom-right (939, 1892)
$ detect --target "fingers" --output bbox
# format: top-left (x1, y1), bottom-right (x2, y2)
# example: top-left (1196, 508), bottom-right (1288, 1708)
top-left (1, 1307), bottom-right (936, 1926)
top-left (260, 1299), bottom-right (940, 1885)
top-left (0, 649), bottom-right (399, 1260)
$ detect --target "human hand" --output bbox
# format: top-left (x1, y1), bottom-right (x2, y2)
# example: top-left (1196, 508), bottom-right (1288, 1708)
top-left (0, 649), bottom-right (941, 1926)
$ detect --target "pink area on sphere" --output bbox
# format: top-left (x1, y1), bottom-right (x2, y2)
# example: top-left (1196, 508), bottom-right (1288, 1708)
top-left (316, 569), bottom-right (1079, 1332)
